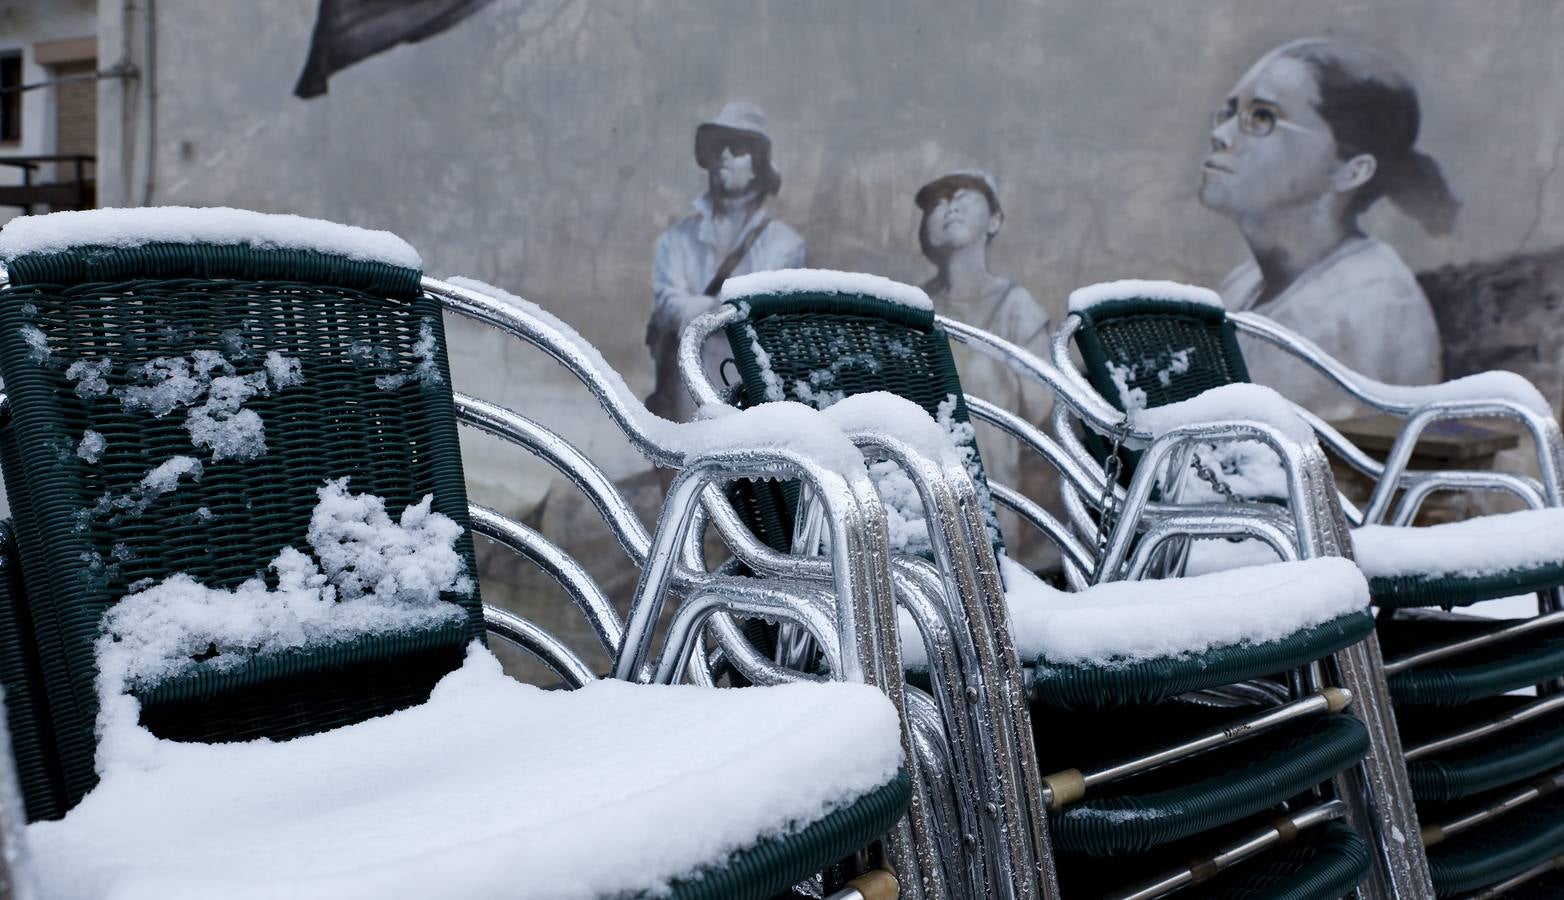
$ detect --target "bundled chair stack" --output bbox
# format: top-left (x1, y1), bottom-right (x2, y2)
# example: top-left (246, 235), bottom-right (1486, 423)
top-left (0, 206), bottom-right (1561, 899)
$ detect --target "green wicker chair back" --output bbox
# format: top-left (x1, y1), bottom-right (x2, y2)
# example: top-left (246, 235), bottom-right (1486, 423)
top-left (0, 244), bottom-right (483, 814)
top-left (1070, 297), bottom-right (1252, 479)
top-left (723, 289), bottom-right (1006, 559)
top-left (0, 518), bottom-right (61, 822)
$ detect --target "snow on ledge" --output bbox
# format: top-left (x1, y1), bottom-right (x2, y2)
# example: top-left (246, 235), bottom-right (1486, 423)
top-left (1068, 279), bottom-right (1223, 314)
top-left (1131, 383), bottom-right (1315, 444)
top-left (0, 207), bottom-right (422, 269)
top-left (30, 646), bottom-right (904, 900)
top-left (719, 268), bottom-right (934, 312)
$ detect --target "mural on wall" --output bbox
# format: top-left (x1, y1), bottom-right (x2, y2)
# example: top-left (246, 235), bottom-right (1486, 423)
top-left (1199, 38), bottom-right (1459, 421)
top-left (646, 101), bottom-right (804, 424)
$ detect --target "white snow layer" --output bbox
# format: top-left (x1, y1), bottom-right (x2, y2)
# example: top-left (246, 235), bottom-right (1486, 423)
top-left (820, 392), bottom-right (965, 468)
top-left (97, 478), bottom-right (472, 695)
top-left (1354, 370), bottom-right (1552, 418)
top-left (901, 556), bottom-right (1368, 668)
top-left (719, 268), bottom-right (934, 312)
top-left (1067, 279), bottom-right (1224, 314)
top-left (1130, 383), bottom-right (1316, 444)
top-left (0, 207), bottom-right (422, 269)
top-left (29, 646), bottom-right (903, 900)
top-left (1352, 508), bottom-right (1564, 579)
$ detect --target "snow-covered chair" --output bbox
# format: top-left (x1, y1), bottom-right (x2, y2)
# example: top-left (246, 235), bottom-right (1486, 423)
top-left (1052, 279), bottom-right (1564, 898)
top-left (678, 269), bottom-right (1421, 899)
top-left (0, 209), bottom-right (912, 899)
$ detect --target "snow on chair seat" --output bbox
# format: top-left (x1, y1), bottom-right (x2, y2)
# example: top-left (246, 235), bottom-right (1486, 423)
top-left (26, 646), bottom-right (907, 900)
top-left (900, 556), bottom-right (1373, 709)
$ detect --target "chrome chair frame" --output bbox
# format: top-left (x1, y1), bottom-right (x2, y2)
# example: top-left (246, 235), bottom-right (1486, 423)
top-left (426, 277), bottom-right (927, 894)
top-left (680, 299), bottom-right (1430, 898)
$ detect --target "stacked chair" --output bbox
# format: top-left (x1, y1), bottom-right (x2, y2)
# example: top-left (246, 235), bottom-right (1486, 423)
top-left (1051, 279), bottom-right (1564, 898)
top-left (0, 208), bottom-right (919, 899)
top-left (678, 269), bottom-right (1431, 898)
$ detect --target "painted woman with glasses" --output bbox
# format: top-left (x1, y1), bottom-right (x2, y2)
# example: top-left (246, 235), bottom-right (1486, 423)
top-left (1199, 37), bottom-right (1459, 420)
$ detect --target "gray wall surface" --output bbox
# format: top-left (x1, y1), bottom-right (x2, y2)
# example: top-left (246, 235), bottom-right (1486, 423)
top-left (97, 0), bottom-right (1564, 668)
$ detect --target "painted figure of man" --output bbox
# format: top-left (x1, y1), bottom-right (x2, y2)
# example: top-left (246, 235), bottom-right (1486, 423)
top-left (916, 171), bottom-right (1056, 567)
top-left (647, 101), bottom-right (805, 422)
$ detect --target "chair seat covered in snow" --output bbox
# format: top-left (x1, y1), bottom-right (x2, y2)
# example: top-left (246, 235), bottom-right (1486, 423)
top-left (0, 209), bottom-right (911, 898)
top-left (1056, 279), bottom-right (1564, 898)
top-left (23, 647), bottom-right (909, 900)
top-left (682, 269), bottom-right (1391, 898)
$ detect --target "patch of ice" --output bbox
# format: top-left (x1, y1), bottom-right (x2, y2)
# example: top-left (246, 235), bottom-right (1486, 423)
top-left (19, 325), bottom-right (50, 363)
top-left (264, 351), bottom-right (304, 389)
top-left (76, 430), bottom-right (107, 464)
top-left (1067, 279), bottom-right (1224, 314)
top-left (66, 358), bottom-right (112, 398)
top-left (372, 321), bottom-right (444, 391)
top-left (0, 207), bottom-right (421, 269)
top-left (719, 268), bottom-right (934, 312)
top-left (28, 646), bottom-right (903, 900)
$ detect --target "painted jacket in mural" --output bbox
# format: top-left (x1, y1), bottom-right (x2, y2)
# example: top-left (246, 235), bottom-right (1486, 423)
top-left (648, 194), bottom-right (805, 421)
top-left (1220, 236), bottom-right (1444, 422)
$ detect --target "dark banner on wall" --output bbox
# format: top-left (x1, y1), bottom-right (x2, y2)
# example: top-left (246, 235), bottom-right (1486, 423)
top-left (294, 0), bottom-right (498, 98)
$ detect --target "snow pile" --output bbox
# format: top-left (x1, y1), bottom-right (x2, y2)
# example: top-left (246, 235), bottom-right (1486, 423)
top-left (1068, 279), bottom-right (1225, 314)
top-left (29, 646), bottom-right (903, 900)
top-left (1129, 383), bottom-right (1315, 444)
top-left (117, 349), bottom-right (305, 462)
top-left (96, 478), bottom-right (472, 697)
top-left (19, 325), bottom-right (50, 363)
top-left (0, 207), bottom-right (422, 269)
top-left (1352, 508), bottom-right (1564, 579)
top-left (902, 556), bottom-right (1367, 668)
top-left (746, 326), bottom-right (787, 402)
top-left (719, 268), bottom-right (934, 312)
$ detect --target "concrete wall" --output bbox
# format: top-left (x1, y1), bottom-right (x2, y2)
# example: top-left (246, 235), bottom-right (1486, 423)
top-left (92, 0), bottom-right (1564, 666)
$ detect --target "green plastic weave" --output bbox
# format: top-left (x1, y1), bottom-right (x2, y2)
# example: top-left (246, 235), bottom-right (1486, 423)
top-left (722, 291), bottom-right (1005, 559)
top-left (1406, 703), bottom-right (1564, 803)
top-left (1051, 712), bottom-right (1369, 856)
top-left (663, 768), bottom-right (911, 900)
top-left (1030, 610), bottom-right (1374, 710)
top-left (0, 244), bottom-right (483, 811)
top-left (1427, 790), bottom-right (1564, 896)
top-left (1204, 821), bottom-right (1372, 900)
top-left (1381, 618), bottom-right (1564, 706)
top-left (1370, 563), bottom-right (1564, 611)
top-left (1069, 298), bottom-right (1251, 479)
top-left (0, 518), bottom-right (61, 822)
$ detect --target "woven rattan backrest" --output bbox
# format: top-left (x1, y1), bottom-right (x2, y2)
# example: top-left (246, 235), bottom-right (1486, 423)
top-left (0, 519), bottom-right (59, 822)
top-left (0, 244), bottom-right (483, 813)
top-left (1070, 298), bottom-right (1252, 479)
top-left (723, 291), bottom-right (1005, 558)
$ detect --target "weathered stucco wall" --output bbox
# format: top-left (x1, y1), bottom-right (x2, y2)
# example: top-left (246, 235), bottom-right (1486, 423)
top-left (91, 0), bottom-right (1564, 667)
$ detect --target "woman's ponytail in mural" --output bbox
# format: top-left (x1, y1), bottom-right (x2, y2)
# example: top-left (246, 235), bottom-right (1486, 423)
top-left (1280, 38), bottom-right (1460, 236)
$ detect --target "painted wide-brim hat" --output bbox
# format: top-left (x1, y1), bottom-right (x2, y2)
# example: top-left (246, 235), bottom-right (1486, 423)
top-left (695, 101), bottom-right (779, 179)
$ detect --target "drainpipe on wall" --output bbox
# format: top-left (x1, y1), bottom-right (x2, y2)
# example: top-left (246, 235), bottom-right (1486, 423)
top-left (96, 0), bottom-right (155, 209)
